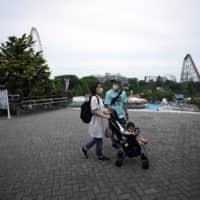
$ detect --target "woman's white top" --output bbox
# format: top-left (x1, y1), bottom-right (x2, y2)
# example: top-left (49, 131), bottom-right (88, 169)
top-left (88, 96), bottom-right (104, 138)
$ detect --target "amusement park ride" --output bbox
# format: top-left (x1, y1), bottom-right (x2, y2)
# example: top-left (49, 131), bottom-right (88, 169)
top-left (180, 54), bottom-right (200, 82)
top-left (30, 27), bottom-right (43, 53)
top-left (29, 27), bottom-right (200, 83)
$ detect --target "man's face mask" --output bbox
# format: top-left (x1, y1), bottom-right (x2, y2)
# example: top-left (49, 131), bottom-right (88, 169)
top-left (112, 84), bottom-right (119, 91)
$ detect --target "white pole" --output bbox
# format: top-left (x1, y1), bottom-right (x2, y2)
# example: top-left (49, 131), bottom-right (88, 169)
top-left (6, 90), bottom-right (11, 119)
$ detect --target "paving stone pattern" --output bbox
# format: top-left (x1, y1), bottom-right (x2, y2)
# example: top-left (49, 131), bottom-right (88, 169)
top-left (0, 109), bottom-right (200, 200)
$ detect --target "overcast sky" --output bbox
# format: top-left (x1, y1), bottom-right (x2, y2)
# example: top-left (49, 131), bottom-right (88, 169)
top-left (1, 0), bottom-right (200, 80)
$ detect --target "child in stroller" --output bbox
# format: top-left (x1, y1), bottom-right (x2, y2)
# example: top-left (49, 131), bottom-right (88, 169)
top-left (109, 110), bottom-right (149, 169)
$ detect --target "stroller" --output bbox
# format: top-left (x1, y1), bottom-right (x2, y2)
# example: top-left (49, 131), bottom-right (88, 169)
top-left (108, 110), bottom-right (149, 169)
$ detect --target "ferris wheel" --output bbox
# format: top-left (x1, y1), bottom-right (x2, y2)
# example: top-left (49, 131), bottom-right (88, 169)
top-left (30, 27), bottom-right (43, 53)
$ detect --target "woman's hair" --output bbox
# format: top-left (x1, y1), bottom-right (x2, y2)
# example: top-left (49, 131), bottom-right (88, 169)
top-left (90, 81), bottom-right (102, 95)
top-left (127, 122), bottom-right (135, 130)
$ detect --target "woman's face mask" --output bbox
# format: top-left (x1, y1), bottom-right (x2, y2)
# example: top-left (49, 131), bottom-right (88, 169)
top-left (98, 87), bottom-right (103, 94)
top-left (96, 85), bottom-right (103, 94)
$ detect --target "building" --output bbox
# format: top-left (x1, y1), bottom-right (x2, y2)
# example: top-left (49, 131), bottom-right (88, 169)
top-left (162, 74), bottom-right (176, 82)
top-left (128, 78), bottom-right (138, 85)
top-left (95, 73), bottom-right (129, 85)
top-left (144, 75), bottom-right (176, 83)
top-left (105, 73), bottom-right (128, 85)
top-left (94, 75), bottom-right (106, 83)
top-left (144, 76), bottom-right (157, 82)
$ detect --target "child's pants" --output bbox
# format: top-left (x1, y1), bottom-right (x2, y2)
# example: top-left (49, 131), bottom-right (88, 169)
top-left (138, 141), bottom-right (145, 154)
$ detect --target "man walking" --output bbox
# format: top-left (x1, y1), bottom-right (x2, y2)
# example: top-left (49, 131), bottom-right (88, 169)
top-left (104, 78), bottom-right (128, 148)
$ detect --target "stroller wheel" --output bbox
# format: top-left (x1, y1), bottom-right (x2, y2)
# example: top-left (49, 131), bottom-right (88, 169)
top-left (115, 159), bottom-right (123, 167)
top-left (117, 150), bottom-right (124, 158)
top-left (142, 159), bottom-right (149, 169)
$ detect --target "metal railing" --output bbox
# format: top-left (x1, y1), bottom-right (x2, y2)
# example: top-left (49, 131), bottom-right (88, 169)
top-left (8, 95), bottom-right (72, 115)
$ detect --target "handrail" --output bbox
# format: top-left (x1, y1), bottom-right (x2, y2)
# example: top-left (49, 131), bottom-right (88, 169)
top-left (21, 97), bottom-right (71, 104)
top-left (7, 95), bottom-right (72, 115)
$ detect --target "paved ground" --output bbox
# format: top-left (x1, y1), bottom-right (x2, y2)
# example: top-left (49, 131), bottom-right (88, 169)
top-left (0, 109), bottom-right (200, 200)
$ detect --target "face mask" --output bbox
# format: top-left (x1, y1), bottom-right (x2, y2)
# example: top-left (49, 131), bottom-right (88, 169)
top-left (113, 84), bottom-right (119, 91)
top-left (98, 88), bottom-right (103, 94)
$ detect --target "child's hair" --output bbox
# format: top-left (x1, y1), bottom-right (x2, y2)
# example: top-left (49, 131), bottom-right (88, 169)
top-left (127, 122), bottom-right (135, 130)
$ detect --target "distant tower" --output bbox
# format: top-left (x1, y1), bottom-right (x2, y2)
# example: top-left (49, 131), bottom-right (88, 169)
top-left (180, 54), bottom-right (200, 82)
top-left (30, 27), bottom-right (43, 53)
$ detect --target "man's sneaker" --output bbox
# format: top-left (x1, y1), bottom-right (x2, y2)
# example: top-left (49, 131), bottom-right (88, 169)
top-left (81, 147), bottom-right (88, 158)
top-left (98, 155), bottom-right (110, 161)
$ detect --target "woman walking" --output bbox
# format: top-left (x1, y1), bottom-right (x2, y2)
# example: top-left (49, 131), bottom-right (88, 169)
top-left (81, 82), bottom-right (111, 161)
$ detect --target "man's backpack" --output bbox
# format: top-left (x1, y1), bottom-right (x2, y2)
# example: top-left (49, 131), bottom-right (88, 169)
top-left (80, 96), bottom-right (100, 123)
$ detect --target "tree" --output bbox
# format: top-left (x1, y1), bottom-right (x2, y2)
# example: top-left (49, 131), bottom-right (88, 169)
top-left (156, 76), bottom-right (163, 87)
top-left (102, 80), bottom-right (112, 96)
top-left (129, 78), bottom-right (140, 94)
top-left (183, 82), bottom-right (196, 97)
top-left (0, 34), bottom-right (52, 97)
top-left (79, 76), bottom-right (97, 95)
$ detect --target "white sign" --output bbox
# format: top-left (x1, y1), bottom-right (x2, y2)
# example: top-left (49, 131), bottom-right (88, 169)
top-left (0, 89), bottom-right (11, 119)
